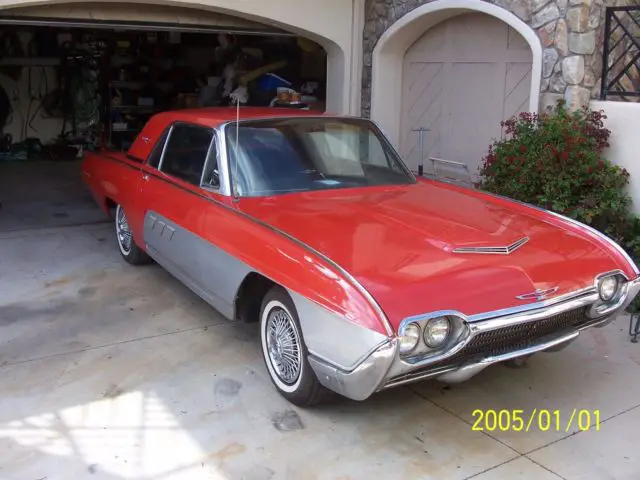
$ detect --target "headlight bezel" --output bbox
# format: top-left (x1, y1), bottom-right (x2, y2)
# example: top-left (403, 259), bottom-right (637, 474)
top-left (598, 275), bottom-right (619, 302)
top-left (398, 322), bottom-right (421, 354)
top-left (591, 271), bottom-right (629, 317)
top-left (397, 312), bottom-right (469, 359)
top-left (423, 316), bottom-right (452, 348)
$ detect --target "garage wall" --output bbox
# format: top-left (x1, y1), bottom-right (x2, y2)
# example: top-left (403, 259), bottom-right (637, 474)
top-left (591, 100), bottom-right (640, 215)
top-left (0, 59), bottom-right (61, 144)
top-left (0, 0), bottom-right (362, 115)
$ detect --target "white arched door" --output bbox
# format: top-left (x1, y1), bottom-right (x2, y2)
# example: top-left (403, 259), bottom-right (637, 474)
top-left (400, 12), bottom-right (533, 179)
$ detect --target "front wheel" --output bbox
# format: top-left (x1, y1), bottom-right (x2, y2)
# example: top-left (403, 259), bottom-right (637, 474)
top-left (259, 286), bottom-right (331, 406)
top-left (115, 204), bottom-right (150, 265)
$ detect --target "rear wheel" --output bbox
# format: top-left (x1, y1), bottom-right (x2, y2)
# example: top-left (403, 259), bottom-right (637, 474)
top-left (115, 204), bottom-right (150, 265)
top-left (259, 286), bottom-right (331, 406)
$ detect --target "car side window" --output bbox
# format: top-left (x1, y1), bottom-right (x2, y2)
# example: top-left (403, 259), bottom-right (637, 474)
top-left (159, 123), bottom-right (214, 186)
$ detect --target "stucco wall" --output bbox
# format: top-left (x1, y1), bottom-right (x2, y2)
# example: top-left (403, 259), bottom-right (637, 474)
top-left (361, 0), bottom-right (608, 118)
top-left (591, 100), bottom-right (640, 214)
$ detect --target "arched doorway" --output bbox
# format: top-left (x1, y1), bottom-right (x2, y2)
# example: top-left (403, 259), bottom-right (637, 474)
top-left (370, 0), bottom-right (542, 178)
top-left (400, 12), bottom-right (532, 176)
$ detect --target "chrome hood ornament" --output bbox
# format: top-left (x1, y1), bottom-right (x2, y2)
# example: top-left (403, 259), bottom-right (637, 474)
top-left (453, 236), bottom-right (529, 255)
top-left (515, 286), bottom-right (560, 301)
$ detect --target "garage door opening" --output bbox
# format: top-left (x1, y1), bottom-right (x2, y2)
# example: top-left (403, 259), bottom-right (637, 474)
top-left (0, 3), bottom-right (328, 231)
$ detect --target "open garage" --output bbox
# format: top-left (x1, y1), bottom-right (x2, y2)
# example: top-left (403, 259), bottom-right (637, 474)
top-left (0, 1), bottom-right (356, 231)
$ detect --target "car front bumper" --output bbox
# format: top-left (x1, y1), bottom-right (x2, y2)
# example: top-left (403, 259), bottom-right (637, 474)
top-left (308, 277), bottom-right (640, 401)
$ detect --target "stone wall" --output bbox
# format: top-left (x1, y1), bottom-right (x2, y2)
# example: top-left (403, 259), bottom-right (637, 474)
top-left (362, 0), bottom-right (608, 117)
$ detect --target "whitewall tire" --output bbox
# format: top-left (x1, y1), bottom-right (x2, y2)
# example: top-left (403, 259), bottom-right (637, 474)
top-left (114, 204), bottom-right (150, 265)
top-left (259, 286), bottom-right (331, 406)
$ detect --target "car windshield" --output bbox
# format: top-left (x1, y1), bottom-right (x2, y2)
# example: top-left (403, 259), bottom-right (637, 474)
top-left (225, 117), bottom-right (415, 197)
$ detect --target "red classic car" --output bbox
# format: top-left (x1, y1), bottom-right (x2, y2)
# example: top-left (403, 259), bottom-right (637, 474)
top-left (82, 107), bottom-right (640, 406)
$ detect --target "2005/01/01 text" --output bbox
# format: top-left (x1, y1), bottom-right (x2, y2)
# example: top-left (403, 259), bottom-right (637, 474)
top-left (471, 409), bottom-right (601, 432)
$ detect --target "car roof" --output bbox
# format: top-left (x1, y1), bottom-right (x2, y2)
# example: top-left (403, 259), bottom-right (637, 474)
top-left (151, 107), bottom-right (332, 128)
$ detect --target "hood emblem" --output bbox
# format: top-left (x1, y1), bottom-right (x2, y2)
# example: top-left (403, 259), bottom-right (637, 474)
top-left (453, 236), bottom-right (529, 255)
top-left (516, 287), bottom-right (559, 301)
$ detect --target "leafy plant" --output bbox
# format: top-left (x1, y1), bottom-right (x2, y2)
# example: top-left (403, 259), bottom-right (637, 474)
top-left (478, 100), bottom-right (640, 312)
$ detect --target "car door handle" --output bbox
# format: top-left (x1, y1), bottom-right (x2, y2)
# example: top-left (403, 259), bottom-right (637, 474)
top-left (142, 174), bottom-right (150, 181)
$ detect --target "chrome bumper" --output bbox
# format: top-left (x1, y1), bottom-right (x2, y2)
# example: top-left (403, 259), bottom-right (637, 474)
top-left (308, 277), bottom-right (640, 401)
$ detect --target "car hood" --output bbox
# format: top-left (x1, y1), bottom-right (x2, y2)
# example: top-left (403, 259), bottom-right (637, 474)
top-left (238, 181), bottom-right (624, 330)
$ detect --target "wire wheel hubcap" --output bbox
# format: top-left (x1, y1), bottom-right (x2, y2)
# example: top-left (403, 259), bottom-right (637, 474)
top-left (266, 307), bottom-right (302, 385)
top-left (116, 206), bottom-right (132, 254)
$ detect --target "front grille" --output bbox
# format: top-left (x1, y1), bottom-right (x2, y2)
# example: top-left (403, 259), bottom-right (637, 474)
top-left (448, 306), bottom-right (591, 363)
top-left (382, 306), bottom-right (597, 389)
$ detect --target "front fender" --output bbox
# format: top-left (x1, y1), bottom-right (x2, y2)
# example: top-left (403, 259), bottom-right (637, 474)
top-left (288, 290), bottom-right (389, 371)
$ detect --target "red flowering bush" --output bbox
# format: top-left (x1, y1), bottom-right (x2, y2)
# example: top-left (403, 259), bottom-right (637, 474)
top-left (480, 100), bottom-right (640, 314)
top-left (479, 100), bottom-right (635, 245)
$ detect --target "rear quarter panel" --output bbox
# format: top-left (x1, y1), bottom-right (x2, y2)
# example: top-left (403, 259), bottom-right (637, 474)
top-left (81, 152), bottom-right (145, 241)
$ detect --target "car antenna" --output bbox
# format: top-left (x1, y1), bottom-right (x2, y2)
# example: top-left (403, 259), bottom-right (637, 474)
top-left (232, 97), bottom-right (240, 203)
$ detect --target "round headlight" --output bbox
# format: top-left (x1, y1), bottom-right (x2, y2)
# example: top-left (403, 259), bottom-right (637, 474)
top-left (424, 317), bottom-right (451, 348)
top-left (599, 276), bottom-right (619, 301)
top-left (399, 323), bottom-right (420, 354)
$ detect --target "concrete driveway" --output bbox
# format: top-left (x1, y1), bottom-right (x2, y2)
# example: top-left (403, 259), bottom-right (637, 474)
top-left (1, 222), bottom-right (639, 480)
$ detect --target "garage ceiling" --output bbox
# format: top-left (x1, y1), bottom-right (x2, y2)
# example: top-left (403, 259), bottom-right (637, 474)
top-left (0, 2), bottom-right (292, 35)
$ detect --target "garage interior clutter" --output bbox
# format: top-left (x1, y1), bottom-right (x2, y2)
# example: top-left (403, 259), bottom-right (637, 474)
top-left (0, 21), bottom-right (327, 160)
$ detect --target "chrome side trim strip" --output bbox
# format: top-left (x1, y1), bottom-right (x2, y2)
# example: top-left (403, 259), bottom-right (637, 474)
top-left (478, 190), bottom-right (640, 276)
top-left (453, 236), bottom-right (529, 255)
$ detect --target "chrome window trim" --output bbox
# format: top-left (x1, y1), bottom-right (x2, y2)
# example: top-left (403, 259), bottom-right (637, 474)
top-left (478, 190), bottom-right (640, 276)
top-left (215, 126), bottom-right (233, 197)
top-left (199, 130), bottom-right (226, 193)
top-left (156, 124), bottom-right (174, 172)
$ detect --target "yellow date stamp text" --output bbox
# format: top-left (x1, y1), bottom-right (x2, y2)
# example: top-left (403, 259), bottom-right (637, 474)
top-left (471, 409), bottom-right (601, 432)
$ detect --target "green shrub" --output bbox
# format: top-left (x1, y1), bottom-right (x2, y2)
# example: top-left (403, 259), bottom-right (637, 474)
top-left (478, 100), bottom-right (640, 312)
